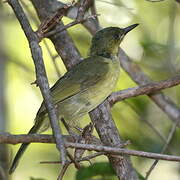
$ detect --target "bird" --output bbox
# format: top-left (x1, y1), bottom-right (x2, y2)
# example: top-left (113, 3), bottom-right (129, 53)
top-left (9, 23), bottom-right (138, 174)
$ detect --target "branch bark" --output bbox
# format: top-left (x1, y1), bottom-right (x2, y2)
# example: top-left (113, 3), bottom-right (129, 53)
top-left (90, 101), bottom-right (138, 179)
top-left (7, 0), bottom-right (66, 164)
top-left (109, 75), bottom-right (180, 108)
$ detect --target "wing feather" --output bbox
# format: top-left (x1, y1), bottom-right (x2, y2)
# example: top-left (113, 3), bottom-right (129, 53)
top-left (50, 56), bottom-right (109, 104)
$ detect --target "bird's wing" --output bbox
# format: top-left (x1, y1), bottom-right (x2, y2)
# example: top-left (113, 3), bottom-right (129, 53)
top-left (50, 56), bottom-right (109, 104)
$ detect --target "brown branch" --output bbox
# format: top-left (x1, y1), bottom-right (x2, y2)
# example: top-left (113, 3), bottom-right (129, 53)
top-left (40, 152), bottom-right (105, 164)
top-left (76, 0), bottom-right (94, 21)
top-left (1, 133), bottom-right (180, 162)
top-left (89, 101), bottom-right (139, 180)
top-left (108, 75), bottom-right (180, 105)
top-left (7, 0), bottom-right (66, 164)
top-left (0, 133), bottom-right (73, 144)
top-left (57, 163), bottom-right (69, 180)
top-left (66, 143), bottom-right (180, 162)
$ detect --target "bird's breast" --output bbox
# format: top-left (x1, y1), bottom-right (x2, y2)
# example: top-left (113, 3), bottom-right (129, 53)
top-left (85, 58), bottom-right (120, 110)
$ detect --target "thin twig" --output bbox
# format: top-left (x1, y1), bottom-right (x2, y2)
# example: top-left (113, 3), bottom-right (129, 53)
top-left (43, 15), bottom-right (98, 38)
top-left (30, 1), bottom-right (82, 71)
top-left (145, 122), bottom-right (178, 179)
top-left (66, 142), bottom-right (180, 162)
top-left (67, 151), bottom-right (81, 169)
top-left (7, 0), bottom-right (66, 165)
top-left (57, 163), bottom-right (70, 180)
top-left (37, 3), bottom-right (75, 38)
top-left (40, 152), bottom-right (105, 164)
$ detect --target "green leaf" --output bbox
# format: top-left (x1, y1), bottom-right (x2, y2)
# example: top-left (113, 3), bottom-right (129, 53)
top-left (136, 171), bottom-right (145, 180)
top-left (76, 162), bottom-right (116, 180)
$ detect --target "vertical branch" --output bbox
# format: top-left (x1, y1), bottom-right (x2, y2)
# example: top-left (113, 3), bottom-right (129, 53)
top-left (90, 101), bottom-right (138, 180)
top-left (7, 0), bottom-right (66, 164)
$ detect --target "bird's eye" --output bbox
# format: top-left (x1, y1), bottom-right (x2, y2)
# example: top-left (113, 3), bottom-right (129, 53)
top-left (113, 33), bottom-right (120, 39)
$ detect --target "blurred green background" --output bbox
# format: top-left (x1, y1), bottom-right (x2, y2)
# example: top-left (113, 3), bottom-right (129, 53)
top-left (0, 0), bottom-right (180, 179)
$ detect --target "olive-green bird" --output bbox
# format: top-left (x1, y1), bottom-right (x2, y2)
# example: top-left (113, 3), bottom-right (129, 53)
top-left (9, 24), bottom-right (138, 174)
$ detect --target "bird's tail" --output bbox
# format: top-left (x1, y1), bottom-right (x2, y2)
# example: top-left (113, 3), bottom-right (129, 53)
top-left (9, 123), bottom-right (39, 174)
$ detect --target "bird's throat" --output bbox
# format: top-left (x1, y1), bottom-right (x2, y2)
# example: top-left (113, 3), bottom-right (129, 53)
top-left (90, 44), bottom-right (119, 59)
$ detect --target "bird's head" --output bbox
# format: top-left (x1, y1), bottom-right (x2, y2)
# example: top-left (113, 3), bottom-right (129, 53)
top-left (90, 24), bottom-right (139, 58)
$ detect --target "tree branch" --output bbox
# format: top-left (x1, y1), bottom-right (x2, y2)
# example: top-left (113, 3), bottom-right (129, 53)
top-left (0, 133), bottom-right (71, 144)
top-left (89, 101), bottom-right (138, 180)
top-left (1, 133), bottom-right (180, 162)
top-left (7, 0), bottom-right (66, 164)
top-left (109, 75), bottom-right (180, 107)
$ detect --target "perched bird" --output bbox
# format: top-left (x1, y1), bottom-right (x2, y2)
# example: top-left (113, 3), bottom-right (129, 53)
top-left (9, 24), bottom-right (138, 174)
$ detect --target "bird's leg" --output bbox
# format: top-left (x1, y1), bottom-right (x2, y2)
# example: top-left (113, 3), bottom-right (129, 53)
top-left (61, 119), bottom-right (94, 166)
top-left (74, 123), bottom-right (94, 161)
top-left (60, 118), bottom-right (77, 136)
top-left (60, 118), bottom-right (82, 169)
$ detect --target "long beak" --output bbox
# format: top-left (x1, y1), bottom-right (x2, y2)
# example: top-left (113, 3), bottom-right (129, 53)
top-left (123, 24), bottom-right (139, 35)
